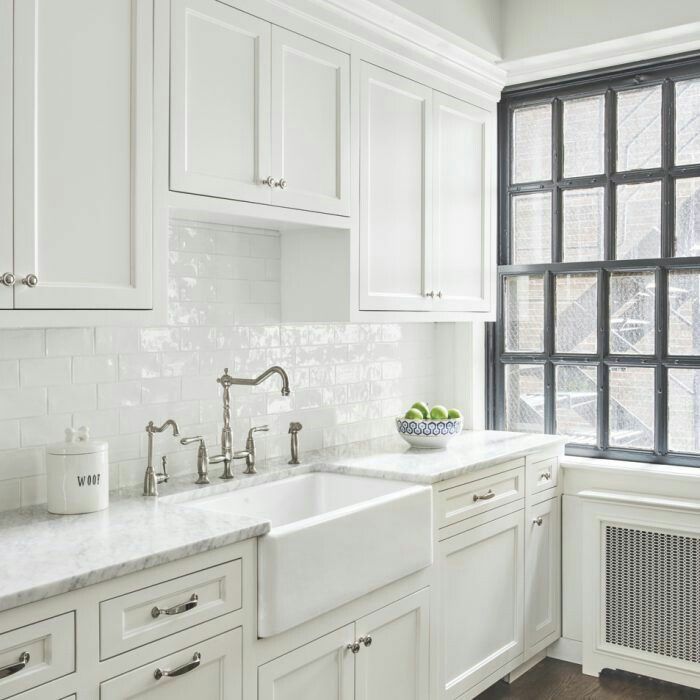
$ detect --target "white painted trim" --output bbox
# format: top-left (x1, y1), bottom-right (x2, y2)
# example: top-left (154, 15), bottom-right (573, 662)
top-left (548, 638), bottom-right (583, 665)
top-left (561, 455), bottom-right (700, 482)
top-left (499, 22), bottom-right (700, 86)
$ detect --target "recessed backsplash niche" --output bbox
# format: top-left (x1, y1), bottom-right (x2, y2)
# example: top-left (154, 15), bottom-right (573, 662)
top-left (0, 220), bottom-right (438, 510)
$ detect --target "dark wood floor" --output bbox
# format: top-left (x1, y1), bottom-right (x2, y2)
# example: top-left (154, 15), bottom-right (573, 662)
top-left (476, 658), bottom-right (700, 699)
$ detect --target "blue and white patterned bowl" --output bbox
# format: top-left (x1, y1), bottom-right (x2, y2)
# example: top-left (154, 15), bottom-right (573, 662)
top-left (395, 416), bottom-right (463, 449)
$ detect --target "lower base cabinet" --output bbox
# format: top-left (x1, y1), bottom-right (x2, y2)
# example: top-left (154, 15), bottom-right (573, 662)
top-left (259, 589), bottom-right (430, 700)
top-left (100, 628), bottom-right (242, 699)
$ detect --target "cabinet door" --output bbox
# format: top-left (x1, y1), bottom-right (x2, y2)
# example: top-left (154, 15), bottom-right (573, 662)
top-left (355, 589), bottom-right (430, 700)
top-left (271, 27), bottom-right (349, 216)
top-left (13, 0), bottom-right (153, 310)
top-left (359, 62), bottom-right (433, 311)
top-left (170, 0), bottom-right (271, 204)
top-left (258, 624), bottom-right (354, 700)
top-left (100, 628), bottom-right (242, 699)
top-left (439, 510), bottom-right (524, 698)
top-left (0, 0), bottom-right (11, 309)
top-left (525, 496), bottom-right (561, 655)
top-left (432, 91), bottom-right (495, 313)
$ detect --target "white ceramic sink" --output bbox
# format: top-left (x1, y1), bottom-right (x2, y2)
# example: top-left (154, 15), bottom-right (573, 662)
top-left (185, 472), bottom-right (433, 637)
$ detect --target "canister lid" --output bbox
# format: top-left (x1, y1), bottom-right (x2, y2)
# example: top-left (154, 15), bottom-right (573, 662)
top-left (47, 427), bottom-right (108, 456)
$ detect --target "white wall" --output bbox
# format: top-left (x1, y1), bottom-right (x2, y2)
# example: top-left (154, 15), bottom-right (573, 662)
top-left (501, 0), bottom-right (700, 60)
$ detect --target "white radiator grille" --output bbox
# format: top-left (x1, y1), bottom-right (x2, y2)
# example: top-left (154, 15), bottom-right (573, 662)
top-left (604, 525), bottom-right (700, 664)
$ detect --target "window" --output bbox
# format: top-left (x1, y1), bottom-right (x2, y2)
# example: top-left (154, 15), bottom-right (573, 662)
top-left (489, 54), bottom-right (700, 466)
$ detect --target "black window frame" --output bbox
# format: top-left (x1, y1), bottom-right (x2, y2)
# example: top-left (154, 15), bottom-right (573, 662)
top-left (487, 50), bottom-right (700, 467)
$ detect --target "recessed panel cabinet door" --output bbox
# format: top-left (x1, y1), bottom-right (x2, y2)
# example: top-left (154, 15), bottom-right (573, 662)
top-left (170, 0), bottom-right (271, 204)
top-left (439, 510), bottom-right (524, 698)
top-left (0, 0), bottom-right (11, 309)
top-left (359, 62), bottom-right (433, 311)
top-left (355, 589), bottom-right (430, 700)
top-left (13, 0), bottom-right (153, 310)
top-left (258, 624), bottom-right (355, 700)
top-left (525, 497), bottom-right (561, 653)
top-left (271, 27), bottom-right (349, 215)
top-left (432, 92), bottom-right (494, 312)
top-left (100, 629), bottom-right (242, 699)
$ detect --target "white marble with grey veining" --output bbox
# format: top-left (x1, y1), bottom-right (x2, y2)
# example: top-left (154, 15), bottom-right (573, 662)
top-left (1, 430), bottom-right (563, 612)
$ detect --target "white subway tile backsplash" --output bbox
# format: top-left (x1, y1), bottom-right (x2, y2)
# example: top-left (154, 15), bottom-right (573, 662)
top-left (0, 220), bottom-right (438, 511)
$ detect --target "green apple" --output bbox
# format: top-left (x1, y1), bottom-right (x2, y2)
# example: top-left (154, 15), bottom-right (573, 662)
top-left (411, 401), bottom-right (430, 419)
top-left (448, 408), bottom-right (463, 419)
top-left (430, 405), bottom-right (449, 420)
top-left (405, 408), bottom-right (423, 420)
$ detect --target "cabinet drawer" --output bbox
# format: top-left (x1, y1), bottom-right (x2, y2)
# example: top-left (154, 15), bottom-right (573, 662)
top-left (437, 467), bottom-right (525, 529)
top-left (99, 559), bottom-right (241, 660)
top-left (0, 612), bottom-right (74, 699)
top-left (100, 628), bottom-right (242, 700)
top-left (527, 456), bottom-right (559, 498)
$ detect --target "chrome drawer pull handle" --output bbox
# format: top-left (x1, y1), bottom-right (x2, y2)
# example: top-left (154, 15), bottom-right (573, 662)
top-left (541, 471), bottom-right (551, 480)
top-left (0, 652), bottom-right (30, 679)
top-left (473, 489), bottom-right (495, 502)
top-left (359, 635), bottom-right (372, 647)
top-left (346, 641), bottom-right (361, 654)
top-left (151, 593), bottom-right (198, 619)
top-left (533, 516), bottom-right (543, 526)
top-left (154, 652), bottom-right (201, 680)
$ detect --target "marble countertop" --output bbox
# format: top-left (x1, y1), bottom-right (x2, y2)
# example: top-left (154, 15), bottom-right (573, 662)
top-left (1, 430), bottom-right (563, 612)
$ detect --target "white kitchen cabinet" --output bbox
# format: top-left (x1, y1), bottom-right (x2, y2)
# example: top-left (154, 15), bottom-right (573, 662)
top-left (258, 624), bottom-right (355, 700)
top-left (438, 510), bottom-right (524, 698)
top-left (524, 497), bottom-right (561, 655)
top-left (100, 628), bottom-right (242, 699)
top-left (11, 0), bottom-right (152, 310)
top-left (432, 91), bottom-right (494, 312)
top-left (359, 62), bottom-right (433, 312)
top-left (170, 0), bottom-right (271, 204)
top-left (355, 589), bottom-right (430, 700)
top-left (271, 27), bottom-right (350, 215)
top-left (0, 0), bottom-right (11, 310)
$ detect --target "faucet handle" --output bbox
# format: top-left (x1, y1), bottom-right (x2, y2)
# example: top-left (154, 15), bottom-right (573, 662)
top-left (248, 424), bottom-right (269, 438)
top-left (180, 435), bottom-right (204, 446)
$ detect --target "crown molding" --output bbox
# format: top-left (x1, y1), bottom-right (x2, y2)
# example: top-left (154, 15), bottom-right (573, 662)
top-left (499, 22), bottom-right (700, 86)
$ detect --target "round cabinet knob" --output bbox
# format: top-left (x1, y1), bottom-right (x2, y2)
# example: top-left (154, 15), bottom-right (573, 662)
top-left (436, 291), bottom-right (443, 299)
top-left (262, 176), bottom-right (277, 188)
top-left (0, 272), bottom-right (15, 287)
top-left (533, 516), bottom-right (543, 526)
top-left (21, 274), bottom-right (38, 288)
top-left (425, 291), bottom-right (435, 298)
top-left (359, 635), bottom-right (372, 648)
top-left (346, 642), bottom-right (361, 654)
top-left (276, 178), bottom-right (287, 190)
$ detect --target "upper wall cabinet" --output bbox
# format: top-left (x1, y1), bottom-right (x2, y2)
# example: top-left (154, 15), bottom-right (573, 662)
top-left (170, 0), bottom-right (350, 216)
top-left (359, 62), bottom-right (495, 314)
top-left (6, 0), bottom-right (153, 311)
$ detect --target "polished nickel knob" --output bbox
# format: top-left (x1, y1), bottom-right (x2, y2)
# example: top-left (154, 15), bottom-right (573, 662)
top-left (533, 516), bottom-right (543, 526)
top-left (276, 178), bottom-right (287, 190)
top-left (21, 274), bottom-right (38, 288)
top-left (425, 291), bottom-right (435, 298)
top-left (262, 176), bottom-right (276, 188)
top-left (346, 642), bottom-right (361, 654)
top-left (359, 635), bottom-right (372, 648)
top-left (0, 272), bottom-right (15, 287)
top-left (436, 291), bottom-right (443, 298)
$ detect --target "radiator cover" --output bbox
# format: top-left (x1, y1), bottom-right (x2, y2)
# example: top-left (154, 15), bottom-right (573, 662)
top-left (604, 525), bottom-right (700, 665)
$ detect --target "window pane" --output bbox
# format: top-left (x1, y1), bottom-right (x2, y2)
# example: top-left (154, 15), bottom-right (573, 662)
top-left (615, 181), bottom-right (661, 259)
top-left (512, 103), bottom-right (552, 184)
top-left (555, 364), bottom-right (597, 445)
top-left (563, 95), bottom-right (605, 177)
top-left (668, 269), bottom-right (700, 355)
top-left (675, 177), bottom-right (700, 257)
top-left (504, 275), bottom-right (544, 352)
top-left (555, 273), bottom-right (597, 353)
top-left (668, 368), bottom-right (700, 453)
top-left (608, 366), bottom-right (655, 449)
top-left (562, 188), bottom-right (605, 262)
top-left (512, 192), bottom-right (551, 264)
top-left (616, 86), bottom-right (662, 171)
top-left (609, 271), bottom-right (655, 355)
top-left (675, 78), bottom-right (700, 166)
top-left (504, 364), bottom-right (544, 433)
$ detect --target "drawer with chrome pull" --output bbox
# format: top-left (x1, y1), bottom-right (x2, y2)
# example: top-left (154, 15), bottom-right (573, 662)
top-left (100, 628), bottom-right (242, 699)
top-left (99, 559), bottom-right (242, 659)
top-left (0, 612), bottom-right (75, 700)
top-left (526, 455), bottom-right (559, 498)
top-left (436, 467), bottom-right (525, 529)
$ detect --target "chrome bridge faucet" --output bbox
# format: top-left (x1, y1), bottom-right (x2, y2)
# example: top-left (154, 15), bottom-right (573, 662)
top-left (210, 367), bottom-right (290, 479)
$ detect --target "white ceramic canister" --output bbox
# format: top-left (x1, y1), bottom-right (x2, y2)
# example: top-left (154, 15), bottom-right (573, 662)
top-left (47, 427), bottom-right (109, 514)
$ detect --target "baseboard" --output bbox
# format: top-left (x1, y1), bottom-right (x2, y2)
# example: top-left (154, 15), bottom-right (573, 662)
top-left (547, 637), bottom-right (583, 665)
top-left (505, 650), bottom-right (547, 683)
